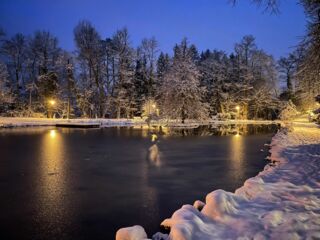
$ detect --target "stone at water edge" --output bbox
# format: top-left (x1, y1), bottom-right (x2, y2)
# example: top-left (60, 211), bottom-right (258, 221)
top-left (116, 225), bottom-right (149, 240)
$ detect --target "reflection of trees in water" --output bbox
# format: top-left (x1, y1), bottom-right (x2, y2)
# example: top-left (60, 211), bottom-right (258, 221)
top-left (146, 124), bottom-right (279, 137)
top-left (110, 124), bottom-right (278, 139)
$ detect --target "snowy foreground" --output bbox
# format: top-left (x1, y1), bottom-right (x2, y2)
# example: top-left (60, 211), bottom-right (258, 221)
top-left (117, 122), bottom-right (320, 240)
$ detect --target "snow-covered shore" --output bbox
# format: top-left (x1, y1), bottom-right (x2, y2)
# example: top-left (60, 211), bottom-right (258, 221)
top-left (117, 121), bottom-right (320, 240)
top-left (0, 117), bottom-right (145, 128)
top-left (0, 117), bottom-right (279, 129)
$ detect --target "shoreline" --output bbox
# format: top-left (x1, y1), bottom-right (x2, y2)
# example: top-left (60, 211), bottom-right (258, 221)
top-left (0, 117), bottom-right (280, 129)
top-left (117, 121), bottom-right (320, 240)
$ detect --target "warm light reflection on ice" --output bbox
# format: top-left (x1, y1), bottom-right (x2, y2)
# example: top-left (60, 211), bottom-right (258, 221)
top-left (36, 128), bottom-right (70, 224)
top-left (229, 131), bottom-right (245, 178)
top-left (148, 133), bottom-right (161, 166)
top-left (49, 129), bottom-right (56, 138)
top-left (151, 133), bottom-right (158, 142)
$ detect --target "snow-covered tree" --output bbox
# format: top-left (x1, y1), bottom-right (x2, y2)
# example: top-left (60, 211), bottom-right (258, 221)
top-left (1, 33), bottom-right (27, 95)
top-left (139, 37), bottom-right (158, 97)
top-left (278, 54), bottom-right (296, 92)
top-left (133, 48), bottom-right (148, 116)
top-left (279, 100), bottom-right (299, 120)
top-left (74, 20), bottom-right (106, 117)
top-left (160, 38), bottom-right (209, 123)
top-left (111, 28), bottom-right (135, 118)
top-left (141, 99), bottom-right (158, 118)
top-left (0, 62), bottom-right (14, 113)
top-left (295, 1), bottom-right (320, 110)
top-left (199, 50), bottom-right (234, 115)
top-left (156, 52), bottom-right (170, 89)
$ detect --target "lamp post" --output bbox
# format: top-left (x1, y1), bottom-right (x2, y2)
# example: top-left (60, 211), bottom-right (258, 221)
top-left (48, 99), bottom-right (56, 118)
top-left (235, 105), bottom-right (240, 120)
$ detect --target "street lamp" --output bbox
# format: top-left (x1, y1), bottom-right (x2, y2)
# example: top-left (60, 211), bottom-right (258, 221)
top-left (235, 105), bottom-right (240, 119)
top-left (48, 99), bottom-right (56, 118)
top-left (49, 100), bottom-right (56, 106)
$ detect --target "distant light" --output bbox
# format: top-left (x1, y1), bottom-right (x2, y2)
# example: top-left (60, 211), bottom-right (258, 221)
top-left (49, 100), bottom-right (56, 106)
top-left (235, 133), bottom-right (240, 137)
top-left (235, 106), bottom-right (240, 111)
top-left (152, 104), bottom-right (156, 108)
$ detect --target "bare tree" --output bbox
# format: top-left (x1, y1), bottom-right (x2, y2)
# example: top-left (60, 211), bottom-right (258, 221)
top-left (2, 33), bottom-right (26, 93)
top-left (74, 20), bottom-right (106, 117)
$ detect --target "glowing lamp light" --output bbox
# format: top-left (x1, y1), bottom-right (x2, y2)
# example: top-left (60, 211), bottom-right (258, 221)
top-left (235, 106), bottom-right (240, 111)
top-left (152, 104), bottom-right (156, 109)
top-left (49, 100), bottom-right (56, 106)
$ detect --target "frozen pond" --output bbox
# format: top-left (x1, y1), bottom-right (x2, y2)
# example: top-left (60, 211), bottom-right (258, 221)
top-left (0, 124), bottom-right (277, 239)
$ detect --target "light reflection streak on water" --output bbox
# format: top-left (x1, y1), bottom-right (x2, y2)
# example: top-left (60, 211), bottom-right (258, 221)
top-left (229, 131), bottom-right (245, 179)
top-left (36, 128), bottom-right (69, 227)
top-left (140, 132), bottom-right (161, 224)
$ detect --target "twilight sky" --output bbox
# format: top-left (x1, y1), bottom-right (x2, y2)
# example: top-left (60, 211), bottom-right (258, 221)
top-left (0, 0), bottom-right (306, 59)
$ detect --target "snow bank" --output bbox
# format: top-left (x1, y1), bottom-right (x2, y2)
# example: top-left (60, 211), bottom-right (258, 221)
top-left (0, 117), bottom-right (279, 129)
top-left (115, 225), bottom-right (149, 240)
top-left (0, 117), bottom-right (146, 128)
top-left (118, 122), bottom-right (320, 239)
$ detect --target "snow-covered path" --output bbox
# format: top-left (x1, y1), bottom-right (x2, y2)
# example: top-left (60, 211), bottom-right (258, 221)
top-left (117, 122), bottom-right (320, 240)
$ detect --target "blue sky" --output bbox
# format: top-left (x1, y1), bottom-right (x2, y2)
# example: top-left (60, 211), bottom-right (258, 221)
top-left (0, 0), bottom-right (306, 58)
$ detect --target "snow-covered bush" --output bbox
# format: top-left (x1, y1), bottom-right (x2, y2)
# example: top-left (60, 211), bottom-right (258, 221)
top-left (279, 100), bottom-right (298, 120)
top-left (142, 99), bottom-right (158, 118)
top-left (216, 112), bottom-right (232, 120)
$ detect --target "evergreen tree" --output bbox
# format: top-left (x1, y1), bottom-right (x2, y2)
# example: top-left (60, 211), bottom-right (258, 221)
top-left (278, 55), bottom-right (296, 91)
top-left (111, 28), bottom-right (135, 118)
top-left (133, 48), bottom-right (148, 115)
top-left (156, 52), bottom-right (170, 91)
top-left (160, 38), bottom-right (208, 123)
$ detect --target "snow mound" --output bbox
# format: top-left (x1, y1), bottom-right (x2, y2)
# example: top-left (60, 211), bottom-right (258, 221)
top-left (115, 225), bottom-right (149, 240)
top-left (192, 200), bottom-right (205, 211)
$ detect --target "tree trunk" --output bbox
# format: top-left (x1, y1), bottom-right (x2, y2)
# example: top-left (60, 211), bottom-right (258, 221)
top-left (29, 91), bottom-right (32, 112)
top-left (117, 104), bottom-right (121, 119)
top-left (181, 106), bottom-right (186, 124)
